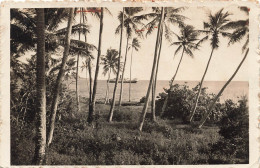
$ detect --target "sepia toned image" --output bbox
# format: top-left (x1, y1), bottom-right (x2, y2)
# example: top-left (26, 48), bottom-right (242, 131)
top-left (3, 1), bottom-right (258, 166)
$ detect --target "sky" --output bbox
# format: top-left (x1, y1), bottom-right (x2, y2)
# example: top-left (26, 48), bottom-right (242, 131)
top-left (21, 5), bottom-right (249, 81)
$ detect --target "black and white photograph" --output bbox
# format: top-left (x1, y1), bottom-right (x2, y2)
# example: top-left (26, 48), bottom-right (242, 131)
top-left (0, 1), bottom-right (258, 166)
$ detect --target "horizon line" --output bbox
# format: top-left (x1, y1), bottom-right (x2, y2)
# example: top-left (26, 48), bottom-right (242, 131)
top-left (78, 78), bottom-right (248, 82)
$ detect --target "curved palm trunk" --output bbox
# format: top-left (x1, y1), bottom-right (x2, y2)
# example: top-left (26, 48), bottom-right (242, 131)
top-left (32, 8), bottom-right (46, 165)
top-left (76, 10), bottom-right (82, 112)
top-left (105, 68), bottom-right (111, 104)
top-left (151, 26), bottom-right (163, 121)
top-left (88, 8), bottom-right (104, 124)
top-left (47, 8), bottom-right (74, 146)
top-left (108, 8), bottom-right (125, 122)
top-left (189, 48), bottom-right (214, 122)
top-left (119, 37), bottom-right (130, 106)
top-left (161, 48), bottom-right (185, 115)
top-left (198, 48), bottom-right (249, 128)
top-left (139, 7), bottom-right (164, 131)
top-left (129, 46), bottom-right (134, 102)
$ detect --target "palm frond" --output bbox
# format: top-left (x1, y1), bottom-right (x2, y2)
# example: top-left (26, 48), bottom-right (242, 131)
top-left (174, 45), bottom-right (183, 57)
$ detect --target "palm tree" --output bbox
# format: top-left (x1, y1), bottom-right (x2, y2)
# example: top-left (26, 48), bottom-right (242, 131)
top-left (198, 7), bottom-right (249, 128)
top-left (88, 7), bottom-right (104, 124)
top-left (138, 7), bottom-right (165, 131)
top-left (101, 48), bottom-right (120, 104)
top-left (32, 8), bottom-right (46, 165)
top-left (129, 38), bottom-right (140, 102)
top-left (143, 7), bottom-right (187, 120)
top-left (116, 7), bottom-right (146, 106)
top-left (189, 8), bottom-right (232, 122)
top-left (161, 25), bottom-right (201, 116)
top-left (47, 8), bottom-right (74, 146)
top-left (108, 7), bottom-right (125, 122)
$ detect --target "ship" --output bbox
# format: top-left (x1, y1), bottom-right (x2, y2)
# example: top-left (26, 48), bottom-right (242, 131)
top-left (109, 77), bottom-right (138, 83)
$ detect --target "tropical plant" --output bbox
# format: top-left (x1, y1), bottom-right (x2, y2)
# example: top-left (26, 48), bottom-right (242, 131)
top-left (108, 7), bottom-right (125, 122)
top-left (101, 48), bottom-right (120, 104)
top-left (88, 7), bottom-right (104, 124)
top-left (198, 7), bottom-right (249, 128)
top-left (32, 8), bottom-right (46, 165)
top-left (209, 97), bottom-right (249, 163)
top-left (47, 8), bottom-right (75, 146)
top-left (138, 7), bottom-right (165, 131)
top-left (129, 38), bottom-right (141, 102)
top-left (189, 8), bottom-right (232, 122)
top-left (143, 7), bottom-right (187, 121)
top-left (115, 7), bottom-right (146, 106)
top-left (161, 25), bottom-right (201, 116)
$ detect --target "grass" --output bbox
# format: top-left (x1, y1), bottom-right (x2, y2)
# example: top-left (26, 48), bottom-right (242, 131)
top-left (11, 98), bottom-right (221, 165)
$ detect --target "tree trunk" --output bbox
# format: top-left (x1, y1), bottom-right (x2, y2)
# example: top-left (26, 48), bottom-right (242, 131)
top-left (119, 37), bottom-right (130, 106)
top-left (161, 48), bottom-right (185, 115)
top-left (32, 8), bottom-right (46, 165)
top-left (88, 59), bottom-right (93, 105)
top-left (105, 68), bottom-right (111, 104)
top-left (47, 8), bottom-right (74, 146)
top-left (151, 25), bottom-right (164, 121)
top-left (108, 7), bottom-right (125, 122)
top-left (85, 60), bottom-right (89, 96)
top-left (88, 8), bottom-right (103, 124)
top-left (198, 48), bottom-right (249, 128)
top-left (189, 47), bottom-right (214, 123)
top-left (138, 7), bottom-right (164, 131)
top-left (76, 10), bottom-right (82, 112)
top-left (129, 46), bottom-right (134, 102)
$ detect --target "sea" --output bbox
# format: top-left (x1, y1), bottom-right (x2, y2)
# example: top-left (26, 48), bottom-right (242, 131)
top-left (67, 79), bottom-right (248, 103)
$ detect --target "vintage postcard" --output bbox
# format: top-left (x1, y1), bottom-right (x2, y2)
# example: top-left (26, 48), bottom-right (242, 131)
top-left (0, 0), bottom-right (259, 167)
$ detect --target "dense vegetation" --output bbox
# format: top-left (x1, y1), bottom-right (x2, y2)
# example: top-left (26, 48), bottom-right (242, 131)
top-left (10, 6), bottom-right (249, 165)
top-left (11, 80), bottom-right (249, 164)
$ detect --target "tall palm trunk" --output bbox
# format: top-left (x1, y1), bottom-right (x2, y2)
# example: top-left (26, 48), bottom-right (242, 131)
top-left (108, 8), bottom-right (125, 122)
top-left (88, 59), bottom-right (93, 103)
top-left (76, 10), bottom-right (82, 112)
top-left (151, 25), bottom-right (164, 121)
top-left (198, 48), bottom-right (249, 128)
top-left (88, 8), bottom-right (104, 124)
top-left (189, 48), bottom-right (214, 122)
top-left (119, 37), bottom-right (130, 106)
top-left (85, 61), bottom-right (89, 96)
top-left (161, 48), bottom-right (185, 115)
top-left (32, 8), bottom-right (46, 165)
top-left (138, 7), bottom-right (164, 131)
top-left (47, 8), bottom-right (74, 146)
top-left (129, 46), bottom-right (134, 102)
top-left (105, 68), bottom-right (111, 104)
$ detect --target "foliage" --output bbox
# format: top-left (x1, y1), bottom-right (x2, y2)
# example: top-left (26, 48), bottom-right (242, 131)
top-left (209, 97), bottom-right (249, 164)
top-left (171, 25), bottom-right (201, 58)
top-left (101, 48), bottom-right (120, 76)
top-left (11, 53), bottom-right (77, 125)
top-left (156, 84), bottom-right (222, 124)
top-left (12, 104), bottom-right (222, 165)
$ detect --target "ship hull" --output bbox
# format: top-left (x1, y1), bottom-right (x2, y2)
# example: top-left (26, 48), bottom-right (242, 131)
top-left (109, 80), bottom-right (138, 83)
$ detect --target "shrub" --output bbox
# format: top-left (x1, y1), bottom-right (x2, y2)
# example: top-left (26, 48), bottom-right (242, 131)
top-left (209, 97), bottom-right (249, 164)
top-left (156, 84), bottom-right (221, 124)
top-left (139, 96), bottom-right (146, 103)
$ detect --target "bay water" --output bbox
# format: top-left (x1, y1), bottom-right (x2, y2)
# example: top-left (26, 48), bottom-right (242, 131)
top-left (68, 79), bottom-right (248, 103)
